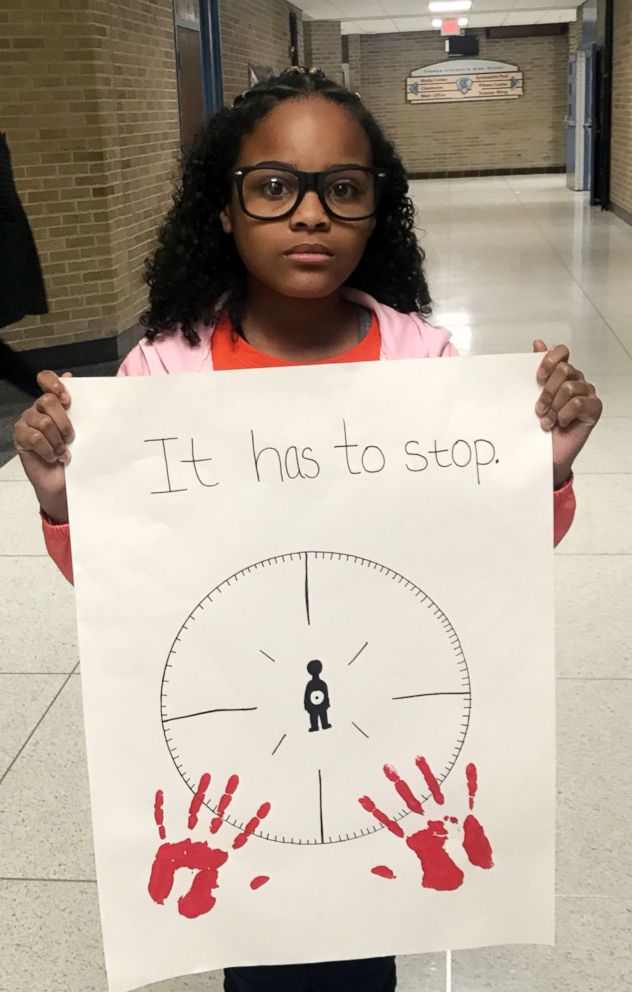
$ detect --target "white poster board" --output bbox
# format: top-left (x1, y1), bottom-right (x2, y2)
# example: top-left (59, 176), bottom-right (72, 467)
top-left (66, 354), bottom-right (555, 992)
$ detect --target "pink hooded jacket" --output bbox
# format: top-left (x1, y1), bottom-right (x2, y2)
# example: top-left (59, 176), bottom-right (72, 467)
top-left (42, 289), bottom-right (575, 583)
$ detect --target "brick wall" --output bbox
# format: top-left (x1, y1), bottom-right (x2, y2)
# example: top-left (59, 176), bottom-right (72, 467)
top-left (304, 19), bottom-right (343, 83)
top-left (350, 30), bottom-right (568, 173)
top-left (568, 10), bottom-right (582, 50)
top-left (220, 0), bottom-right (304, 106)
top-left (611, 0), bottom-right (632, 218)
top-left (0, 0), bottom-right (180, 353)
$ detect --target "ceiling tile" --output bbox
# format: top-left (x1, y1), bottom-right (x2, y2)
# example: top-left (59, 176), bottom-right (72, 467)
top-left (299, 1), bottom-right (342, 18)
top-left (536, 7), bottom-right (578, 19)
top-left (298, 0), bottom-right (582, 25)
top-left (467, 12), bottom-right (509, 26)
top-left (352, 17), bottom-right (401, 32)
top-left (392, 16), bottom-right (435, 31)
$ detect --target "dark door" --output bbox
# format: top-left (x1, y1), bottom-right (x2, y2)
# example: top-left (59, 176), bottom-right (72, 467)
top-left (176, 25), bottom-right (205, 150)
top-left (593, 0), bottom-right (613, 208)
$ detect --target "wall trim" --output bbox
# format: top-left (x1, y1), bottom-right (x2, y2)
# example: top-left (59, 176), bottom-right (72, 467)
top-left (16, 322), bottom-right (145, 372)
top-left (408, 166), bottom-right (565, 179)
top-left (610, 201), bottom-right (632, 228)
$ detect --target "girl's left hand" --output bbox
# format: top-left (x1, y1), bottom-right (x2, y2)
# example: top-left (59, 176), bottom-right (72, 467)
top-left (533, 340), bottom-right (603, 488)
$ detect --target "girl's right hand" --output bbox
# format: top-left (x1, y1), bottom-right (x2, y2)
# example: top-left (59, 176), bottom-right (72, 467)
top-left (12, 370), bottom-right (74, 524)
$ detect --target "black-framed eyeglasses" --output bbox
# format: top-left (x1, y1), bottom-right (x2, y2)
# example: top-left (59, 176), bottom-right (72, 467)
top-left (229, 163), bottom-right (387, 221)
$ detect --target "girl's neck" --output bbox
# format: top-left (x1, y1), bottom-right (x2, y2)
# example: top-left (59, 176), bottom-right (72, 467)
top-left (238, 282), bottom-right (362, 362)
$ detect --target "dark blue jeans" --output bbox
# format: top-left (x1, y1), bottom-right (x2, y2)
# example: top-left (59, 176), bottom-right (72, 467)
top-left (224, 957), bottom-right (396, 991)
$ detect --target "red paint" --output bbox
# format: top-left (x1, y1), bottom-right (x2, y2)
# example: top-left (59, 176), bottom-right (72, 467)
top-left (154, 790), bottom-right (166, 841)
top-left (233, 802), bottom-right (271, 850)
top-left (358, 796), bottom-right (405, 838)
top-left (149, 771), bottom-right (271, 919)
top-left (463, 814), bottom-right (494, 869)
top-left (415, 756), bottom-right (444, 806)
top-left (384, 764), bottom-right (424, 814)
top-left (361, 754), bottom-right (495, 892)
top-left (148, 839), bottom-right (228, 918)
top-left (371, 865), bottom-right (397, 879)
top-left (188, 772), bottom-right (211, 830)
top-left (211, 774), bottom-right (240, 834)
top-left (407, 820), bottom-right (464, 891)
top-left (466, 763), bottom-right (478, 810)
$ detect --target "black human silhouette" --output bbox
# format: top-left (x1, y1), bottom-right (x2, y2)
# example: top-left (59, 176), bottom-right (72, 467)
top-left (304, 659), bottom-right (331, 732)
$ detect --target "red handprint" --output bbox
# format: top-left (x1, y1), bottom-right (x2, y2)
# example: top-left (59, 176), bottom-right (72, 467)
top-left (148, 772), bottom-right (271, 919)
top-left (360, 757), bottom-right (493, 891)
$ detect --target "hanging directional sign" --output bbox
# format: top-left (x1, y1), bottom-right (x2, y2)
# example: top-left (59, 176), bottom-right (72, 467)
top-left (406, 59), bottom-right (524, 104)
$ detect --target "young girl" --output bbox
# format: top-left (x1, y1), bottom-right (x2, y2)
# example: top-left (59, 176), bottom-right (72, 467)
top-left (13, 67), bottom-right (602, 992)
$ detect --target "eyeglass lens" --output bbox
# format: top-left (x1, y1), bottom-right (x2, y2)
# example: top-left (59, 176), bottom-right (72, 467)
top-left (241, 168), bottom-right (378, 219)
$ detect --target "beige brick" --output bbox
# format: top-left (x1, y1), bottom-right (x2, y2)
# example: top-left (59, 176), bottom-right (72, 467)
top-left (2, 0), bottom-right (180, 351)
top-left (220, 0), bottom-right (305, 105)
top-left (351, 30), bottom-right (567, 172)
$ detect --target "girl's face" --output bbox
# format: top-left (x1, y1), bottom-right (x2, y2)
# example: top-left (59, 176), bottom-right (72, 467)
top-left (220, 96), bottom-right (377, 300)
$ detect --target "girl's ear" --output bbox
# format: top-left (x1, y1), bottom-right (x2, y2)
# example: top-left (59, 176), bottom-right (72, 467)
top-left (220, 204), bottom-right (233, 234)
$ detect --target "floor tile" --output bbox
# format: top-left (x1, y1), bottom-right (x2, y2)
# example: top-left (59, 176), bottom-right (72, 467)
top-left (588, 375), bottom-right (632, 417)
top-left (0, 455), bottom-right (25, 481)
top-left (397, 953), bottom-right (445, 990)
top-left (0, 480), bottom-right (47, 556)
top-left (555, 556), bottom-right (632, 679)
top-left (0, 674), bottom-right (66, 778)
top-left (0, 676), bottom-right (93, 880)
top-left (0, 880), bottom-right (225, 991)
top-left (451, 895), bottom-right (630, 991)
top-left (462, 322), bottom-right (632, 375)
top-left (0, 556), bottom-right (78, 673)
top-left (555, 475), bottom-right (632, 555)
top-left (572, 418), bottom-right (632, 475)
top-left (556, 680), bottom-right (631, 898)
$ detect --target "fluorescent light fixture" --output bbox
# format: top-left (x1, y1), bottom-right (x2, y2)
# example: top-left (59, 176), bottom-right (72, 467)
top-left (428, 1), bottom-right (472, 12)
top-left (458, 16), bottom-right (469, 25)
top-left (432, 17), bottom-right (443, 27)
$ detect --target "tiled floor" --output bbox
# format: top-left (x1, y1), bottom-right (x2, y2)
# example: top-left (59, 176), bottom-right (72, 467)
top-left (1, 176), bottom-right (631, 991)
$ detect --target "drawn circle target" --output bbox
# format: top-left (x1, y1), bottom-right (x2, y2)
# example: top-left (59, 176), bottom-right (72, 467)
top-left (161, 552), bottom-right (471, 845)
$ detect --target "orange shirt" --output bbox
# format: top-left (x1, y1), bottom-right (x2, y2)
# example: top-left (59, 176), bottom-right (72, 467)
top-left (211, 309), bottom-right (381, 370)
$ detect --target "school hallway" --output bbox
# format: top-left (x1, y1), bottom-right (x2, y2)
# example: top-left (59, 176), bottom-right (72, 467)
top-left (0, 174), bottom-right (630, 991)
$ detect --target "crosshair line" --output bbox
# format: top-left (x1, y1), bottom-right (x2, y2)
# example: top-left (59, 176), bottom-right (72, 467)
top-left (318, 769), bottom-right (324, 843)
top-left (272, 733), bottom-right (287, 756)
top-left (164, 707), bottom-right (258, 723)
top-left (304, 553), bottom-right (311, 626)
top-left (351, 721), bottom-right (370, 739)
top-left (392, 692), bottom-right (469, 700)
top-left (347, 641), bottom-right (369, 666)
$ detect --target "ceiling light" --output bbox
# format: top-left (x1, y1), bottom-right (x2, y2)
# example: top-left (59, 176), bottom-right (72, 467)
top-left (458, 16), bottom-right (469, 25)
top-left (432, 17), bottom-right (443, 27)
top-left (428, 1), bottom-right (472, 12)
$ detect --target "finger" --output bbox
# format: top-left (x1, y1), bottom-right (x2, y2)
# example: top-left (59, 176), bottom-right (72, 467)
top-left (533, 339), bottom-right (548, 353)
top-left (13, 419), bottom-right (58, 464)
top-left (536, 344), bottom-right (570, 384)
top-left (549, 379), bottom-right (594, 416)
top-left (34, 392), bottom-right (75, 444)
top-left (36, 370), bottom-right (72, 408)
top-left (536, 361), bottom-right (581, 415)
top-left (26, 408), bottom-right (66, 454)
top-left (557, 395), bottom-right (603, 430)
top-left (154, 790), bottom-right (167, 840)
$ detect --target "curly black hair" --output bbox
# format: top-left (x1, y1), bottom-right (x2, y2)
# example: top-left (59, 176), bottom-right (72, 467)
top-left (141, 67), bottom-right (431, 345)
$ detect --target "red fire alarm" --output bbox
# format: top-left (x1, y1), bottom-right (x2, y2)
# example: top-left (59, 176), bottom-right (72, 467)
top-left (440, 18), bottom-right (461, 35)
